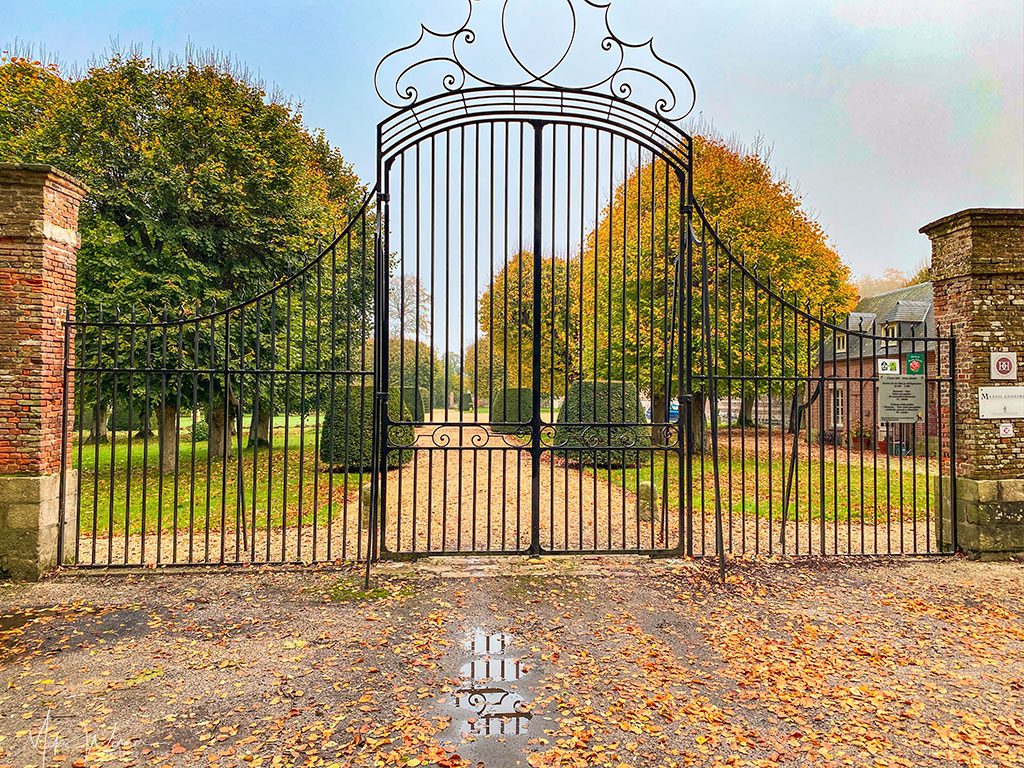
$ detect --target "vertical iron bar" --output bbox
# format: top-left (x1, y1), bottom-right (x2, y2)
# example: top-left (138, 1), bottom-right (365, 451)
top-left (529, 121), bottom-right (544, 556)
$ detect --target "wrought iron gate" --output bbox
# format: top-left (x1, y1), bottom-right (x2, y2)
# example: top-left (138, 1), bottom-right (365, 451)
top-left (59, 0), bottom-right (959, 567)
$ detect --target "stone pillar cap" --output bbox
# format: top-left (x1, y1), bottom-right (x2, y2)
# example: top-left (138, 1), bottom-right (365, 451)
top-left (0, 163), bottom-right (88, 198)
top-left (920, 208), bottom-right (1024, 237)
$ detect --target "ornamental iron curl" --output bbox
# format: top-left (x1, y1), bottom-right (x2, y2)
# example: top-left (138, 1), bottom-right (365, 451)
top-left (374, 0), bottom-right (696, 122)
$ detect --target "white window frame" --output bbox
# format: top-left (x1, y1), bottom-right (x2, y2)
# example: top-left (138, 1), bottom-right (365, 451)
top-left (835, 334), bottom-right (848, 353)
top-left (831, 383), bottom-right (845, 429)
top-left (884, 323), bottom-right (899, 348)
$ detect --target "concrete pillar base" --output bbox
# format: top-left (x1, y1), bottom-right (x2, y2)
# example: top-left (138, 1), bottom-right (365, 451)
top-left (936, 476), bottom-right (1024, 559)
top-left (0, 472), bottom-right (76, 580)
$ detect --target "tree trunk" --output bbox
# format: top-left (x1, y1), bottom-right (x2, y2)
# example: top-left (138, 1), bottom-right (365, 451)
top-left (156, 404), bottom-right (178, 473)
top-left (134, 410), bottom-right (155, 439)
top-left (652, 393), bottom-right (669, 446)
top-left (690, 391), bottom-right (708, 454)
top-left (208, 405), bottom-right (234, 459)
top-left (739, 392), bottom-right (758, 427)
top-left (248, 408), bottom-right (271, 448)
top-left (85, 403), bottom-right (110, 444)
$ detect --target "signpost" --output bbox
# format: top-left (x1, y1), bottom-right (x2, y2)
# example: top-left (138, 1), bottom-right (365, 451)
top-left (878, 375), bottom-right (926, 424)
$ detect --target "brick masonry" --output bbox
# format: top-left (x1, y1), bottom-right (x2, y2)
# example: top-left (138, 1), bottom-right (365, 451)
top-left (0, 163), bottom-right (85, 579)
top-left (922, 208), bottom-right (1024, 556)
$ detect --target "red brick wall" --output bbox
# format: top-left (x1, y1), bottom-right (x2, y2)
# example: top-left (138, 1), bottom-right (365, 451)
top-left (923, 209), bottom-right (1024, 480)
top-left (0, 164), bottom-right (85, 476)
top-left (812, 351), bottom-right (944, 441)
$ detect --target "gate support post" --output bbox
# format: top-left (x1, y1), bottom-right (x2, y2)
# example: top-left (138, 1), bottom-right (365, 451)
top-left (0, 164), bottom-right (85, 580)
top-left (922, 208), bottom-right (1024, 559)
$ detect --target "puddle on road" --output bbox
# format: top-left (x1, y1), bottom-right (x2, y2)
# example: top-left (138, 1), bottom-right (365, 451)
top-left (459, 657), bottom-right (528, 684)
top-left (469, 630), bottom-right (510, 656)
top-left (447, 629), bottom-right (541, 747)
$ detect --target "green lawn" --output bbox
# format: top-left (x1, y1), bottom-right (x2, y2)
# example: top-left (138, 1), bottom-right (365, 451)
top-left (73, 423), bottom-right (940, 539)
top-left (597, 451), bottom-right (936, 523)
top-left (73, 425), bottom-right (366, 538)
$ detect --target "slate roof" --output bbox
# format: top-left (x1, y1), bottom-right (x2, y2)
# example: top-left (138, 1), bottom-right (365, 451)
top-left (824, 282), bottom-right (936, 362)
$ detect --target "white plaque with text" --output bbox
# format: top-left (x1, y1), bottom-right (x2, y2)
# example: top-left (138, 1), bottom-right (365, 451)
top-left (979, 387), bottom-right (1024, 420)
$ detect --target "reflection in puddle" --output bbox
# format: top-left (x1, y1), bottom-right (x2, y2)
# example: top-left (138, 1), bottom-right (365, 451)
top-left (459, 657), bottom-right (528, 683)
top-left (469, 630), bottom-right (511, 656)
top-left (453, 630), bottom-right (534, 738)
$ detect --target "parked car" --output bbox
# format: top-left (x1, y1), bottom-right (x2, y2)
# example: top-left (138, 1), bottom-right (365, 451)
top-left (646, 400), bottom-right (680, 422)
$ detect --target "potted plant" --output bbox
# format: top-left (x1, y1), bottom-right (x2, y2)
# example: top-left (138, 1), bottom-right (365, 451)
top-left (850, 423), bottom-right (872, 450)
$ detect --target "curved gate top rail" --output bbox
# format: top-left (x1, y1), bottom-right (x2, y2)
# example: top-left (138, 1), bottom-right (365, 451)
top-left (377, 87), bottom-right (692, 172)
top-left (374, 0), bottom-right (695, 163)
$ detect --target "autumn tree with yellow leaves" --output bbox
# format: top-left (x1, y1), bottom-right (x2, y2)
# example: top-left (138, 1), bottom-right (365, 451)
top-left (575, 134), bottom-right (856, 445)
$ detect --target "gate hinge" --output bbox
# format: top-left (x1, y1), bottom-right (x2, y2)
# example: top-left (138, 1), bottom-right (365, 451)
top-left (379, 192), bottom-right (390, 203)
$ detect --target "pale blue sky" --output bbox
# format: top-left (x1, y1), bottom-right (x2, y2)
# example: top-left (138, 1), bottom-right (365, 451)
top-left (3, 0), bottom-right (1022, 278)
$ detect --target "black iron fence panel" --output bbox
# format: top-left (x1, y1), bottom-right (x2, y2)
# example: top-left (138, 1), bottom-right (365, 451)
top-left (60, 194), bottom-right (379, 567)
top-left (688, 205), bottom-right (958, 558)
top-left (59, 0), bottom-right (959, 565)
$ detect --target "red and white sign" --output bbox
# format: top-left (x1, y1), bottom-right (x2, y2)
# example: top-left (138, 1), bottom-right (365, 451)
top-left (991, 352), bottom-right (1018, 382)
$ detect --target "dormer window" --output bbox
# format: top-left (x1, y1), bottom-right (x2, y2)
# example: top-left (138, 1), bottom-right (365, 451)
top-left (835, 334), bottom-right (847, 354)
top-left (884, 324), bottom-right (898, 342)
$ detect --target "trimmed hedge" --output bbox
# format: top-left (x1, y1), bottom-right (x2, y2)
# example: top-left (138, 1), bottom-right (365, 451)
top-left (490, 388), bottom-right (533, 435)
top-left (320, 384), bottom-right (415, 471)
top-left (459, 392), bottom-right (474, 412)
top-left (108, 404), bottom-right (147, 433)
top-left (399, 386), bottom-right (427, 423)
top-left (554, 380), bottom-right (651, 467)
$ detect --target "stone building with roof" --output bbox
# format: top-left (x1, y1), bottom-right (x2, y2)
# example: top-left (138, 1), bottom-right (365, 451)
top-left (813, 282), bottom-right (943, 450)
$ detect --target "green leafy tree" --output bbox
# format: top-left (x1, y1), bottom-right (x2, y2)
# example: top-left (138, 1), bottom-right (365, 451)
top-left (581, 134), bottom-right (857, 446)
top-left (0, 53), bottom-right (370, 466)
top-left (463, 338), bottom-right (507, 407)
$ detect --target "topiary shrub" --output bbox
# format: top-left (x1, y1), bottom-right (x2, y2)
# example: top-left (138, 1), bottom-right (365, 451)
top-left (554, 380), bottom-right (651, 467)
top-left (490, 388), bottom-right (533, 435)
top-left (459, 392), bottom-right (474, 412)
top-left (419, 387), bottom-right (430, 421)
top-left (191, 419), bottom-right (210, 441)
top-left (320, 384), bottom-right (415, 471)
top-left (398, 386), bottom-right (427, 423)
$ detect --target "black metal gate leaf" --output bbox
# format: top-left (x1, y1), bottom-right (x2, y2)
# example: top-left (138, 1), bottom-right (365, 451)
top-left (62, 195), bottom-right (379, 566)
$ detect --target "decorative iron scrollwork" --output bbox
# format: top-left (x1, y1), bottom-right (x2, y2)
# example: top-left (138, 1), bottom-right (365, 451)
top-left (374, 0), bottom-right (696, 122)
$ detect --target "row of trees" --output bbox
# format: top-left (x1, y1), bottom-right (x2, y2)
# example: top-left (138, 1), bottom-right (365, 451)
top-left (1, 52), bottom-right (373, 466)
top-left (467, 135), bottom-right (857, 443)
top-left (3, 51), bottom-right (857, 461)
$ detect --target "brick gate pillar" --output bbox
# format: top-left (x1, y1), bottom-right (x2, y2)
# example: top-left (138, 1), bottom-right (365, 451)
top-left (0, 164), bottom-right (86, 580)
top-left (922, 208), bottom-right (1024, 558)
